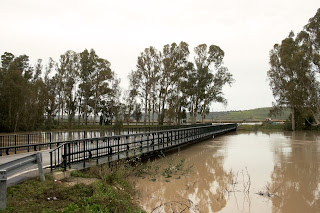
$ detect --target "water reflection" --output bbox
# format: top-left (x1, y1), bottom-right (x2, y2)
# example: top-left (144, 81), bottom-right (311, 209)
top-left (270, 131), bottom-right (320, 213)
top-left (136, 140), bottom-right (233, 212)
top-left (135, 131), bottom-right (320, 213)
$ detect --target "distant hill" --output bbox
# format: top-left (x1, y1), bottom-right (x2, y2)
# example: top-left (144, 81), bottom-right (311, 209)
top-left (190, 107), bottom-right (290, 122)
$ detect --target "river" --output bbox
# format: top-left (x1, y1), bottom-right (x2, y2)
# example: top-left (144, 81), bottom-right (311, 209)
top-left (134, 130), bottom-right (320, 213)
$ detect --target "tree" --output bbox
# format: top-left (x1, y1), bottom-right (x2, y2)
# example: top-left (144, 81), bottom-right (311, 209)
top-left (91, 57), bottom-right (113, 125)
top-left (43, 58), bottom-right (58, 127)
top-left (129, 46), bottom-right (161, 125)
top-left (268, 32), bottom-right (313, 130)
top-left (159, 41), bottom-right (190, 125)
top-left (132, 103), bottom-right (142, 125)
top-left (27, 59), bottom-right (47, 130)
top-left (304, 8), bottom-right (320, 74)
top-left (78, 49), bottom-right (114, 125)
top-left (123, 90), bottom-right (136, 125)
top-left (57, 50), bottom-right (79, 126)
top-left (303, 8), bottom-right (320, 124)
top-left (0, 53), bottom-right (37, 131)
top-left (187, 44), bottom-right (233, 123)
top-left (100, 77), bottom-right (121, 125)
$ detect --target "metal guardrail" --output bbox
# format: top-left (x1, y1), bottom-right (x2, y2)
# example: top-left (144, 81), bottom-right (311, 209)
top-left (0, 124), bottom-right (211, 156)
top-left (50, 124), bottom-right (237, 171)
top-left (0, 152), bottom-right (45, 209)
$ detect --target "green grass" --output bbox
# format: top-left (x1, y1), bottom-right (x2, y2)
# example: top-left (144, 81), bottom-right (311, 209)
top-left (2, 154), bottom-right (193, 213)
top-left (218, 107), bottom-right (290, 121)
top-left (2, 167), bottom-right (145, 213)
top-left (238, 123), bottom-right (285, 131)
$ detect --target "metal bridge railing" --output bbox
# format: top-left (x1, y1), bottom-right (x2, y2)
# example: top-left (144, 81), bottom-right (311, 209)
top-left (50, 124), bottom-right (237, 171)
top-left (0, 124), bottom-right (211, 156)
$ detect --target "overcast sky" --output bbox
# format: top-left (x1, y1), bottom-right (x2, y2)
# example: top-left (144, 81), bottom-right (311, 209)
top-left (1, 0), bottom-right (319, 111)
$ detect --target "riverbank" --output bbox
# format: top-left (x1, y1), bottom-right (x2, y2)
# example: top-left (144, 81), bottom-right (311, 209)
top-left (237, 123), bottom-right (285, 131)
top-left (238, 123), bottom-right (320, 131)
top-left (2, 153), bottom-right (191, 213)
top-left (2, 163), bottom-right (145, 213)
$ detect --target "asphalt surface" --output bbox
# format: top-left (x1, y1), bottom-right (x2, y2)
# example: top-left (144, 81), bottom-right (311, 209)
top-left (0, 149), bottom-right (52, 186)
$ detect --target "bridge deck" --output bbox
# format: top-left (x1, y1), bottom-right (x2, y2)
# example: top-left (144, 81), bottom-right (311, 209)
top-left (51, 124), bottom-right (237, 171)
top-left (0, 124), bottom-right (237, 183)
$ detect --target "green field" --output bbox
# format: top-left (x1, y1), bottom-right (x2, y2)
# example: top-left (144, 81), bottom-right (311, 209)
top-left (203, 107), bottom-right (290, 121)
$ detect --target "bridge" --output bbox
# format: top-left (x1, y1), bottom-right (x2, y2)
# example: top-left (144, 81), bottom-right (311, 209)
top-left (0, 124), bottom-right (237, 173)
top-left (50, 124), bottom-right (237, 171)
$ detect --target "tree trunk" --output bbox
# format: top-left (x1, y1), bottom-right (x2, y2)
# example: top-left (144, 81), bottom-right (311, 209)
top-left (158, 91), bottom-right (162, 125)
top-left (148, 99), bottom-right (151, 125)
top-left (160, 89), bottom-right (169, 125)
top-left (14, 112), bottom-right (20, 132)
top-left (61, 100), bottom-right (64, 125)
top-left (152, 102), bottom-right (155, 126)
top-left (292, 107), bottom-right (295, 131)
top-left (78, 98), bottom-right (81, 125)
top-left (144, 93), bottom-right (147, 126)
top-left (202, 99), bottom-right (207, 124)
top-left (191, 98), bottom-right (196, 124)
top-left (84, 99), bottom-right (88, 125)
top-left (57, 96), bottom-right (60, 125)
top-left (311, 110), bottom-right (320, 125)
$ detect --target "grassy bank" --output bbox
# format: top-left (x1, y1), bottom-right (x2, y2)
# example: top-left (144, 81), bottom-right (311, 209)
top-left (2, 153), bottom-right (191, 213)
top-left (2, 164), bottom-right (145, 213)
top-left (237, 123), bottom-right (285, 131)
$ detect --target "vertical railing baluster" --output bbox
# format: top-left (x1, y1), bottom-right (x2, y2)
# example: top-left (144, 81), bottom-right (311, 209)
top-left (63, 144), bottom-right (67, 171)
top-left (83, 140), bottom-right (86, 168)
top-left (68, 143), bottom-right (71, 169)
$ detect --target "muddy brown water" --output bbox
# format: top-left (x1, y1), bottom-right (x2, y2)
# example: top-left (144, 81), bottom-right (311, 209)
top-left (134, 130), bottom-right (320, 213)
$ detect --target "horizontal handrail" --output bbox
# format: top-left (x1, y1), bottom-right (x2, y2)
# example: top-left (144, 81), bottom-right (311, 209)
top-left (49, 124), bottom-right (237, 171)
top-left (0, 124), bottom-right (211, 155)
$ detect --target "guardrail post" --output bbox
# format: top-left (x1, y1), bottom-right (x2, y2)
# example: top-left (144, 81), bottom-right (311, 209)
top-left (0, 170), bottom-right (7, 210)
top-left (36, 153), bottom-right (45, 181)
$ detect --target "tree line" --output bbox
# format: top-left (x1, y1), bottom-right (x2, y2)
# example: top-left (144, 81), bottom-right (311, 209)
top-left (129, 42), bottom-right (233, 125)
top-left (268, 8), bottom-right (320, 130)
top-left (0, 42), bottom-right (233, 132)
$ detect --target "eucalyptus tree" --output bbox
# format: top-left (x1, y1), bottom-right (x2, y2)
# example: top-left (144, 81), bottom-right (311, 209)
top-left (79, 49), bottom-right (114, 125)
top-left (188, 44), bottom-right (233, 123)
top-left (129, 46), bottom-right (161, 125)
top-left (132, 103), bottom-right (142, 125)
top-left (27, 59), bottom-right (47, 130)
top-left (0, 53), bottom-right (34, 131)
top-left (303, 8), bottom-right (320, 124)
top-left (268, 32), bottom-right (313, 130)
top-left (44, 58), bottom-right (58, 127)
top-left (79, 49), bottom-right (96, 125)
top-left (100, 77), bottom-right (121, 125)
top-left (57, 50), bottom-right (80, 126)
top-left (122, 89), bottom-right (136, 125)
top-left (159, 41), bottom-right (189, 125)
top-left (304, 8), bottom-right (320, 74)
top-left (91, 57), bottom-right (113, 125)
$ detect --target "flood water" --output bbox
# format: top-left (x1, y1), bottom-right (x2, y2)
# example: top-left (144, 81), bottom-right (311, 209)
top-left (135, 130), bottom-right (320, 213)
